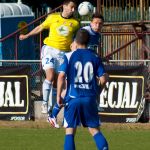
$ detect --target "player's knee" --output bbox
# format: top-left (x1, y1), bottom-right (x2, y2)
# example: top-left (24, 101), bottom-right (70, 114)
top-left (45, 77), bottom-right (54, 83)
top-left (66, 128), bottom-right (76, 135)
top-left (45, 68), bottom-right (55, 81)
top-left (88, 127), bottom-right (100, 136)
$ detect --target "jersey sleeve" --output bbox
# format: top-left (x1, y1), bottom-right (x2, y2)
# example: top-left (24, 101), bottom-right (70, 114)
top-left (41, 15), bottom-right (52, 29)
top-left (97, 58), bottom-right (106, 77)
top-left (58, 55), bottom-right (68, 74)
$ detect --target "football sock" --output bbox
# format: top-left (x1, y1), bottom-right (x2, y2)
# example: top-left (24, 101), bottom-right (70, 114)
top-left (64, 134), bottom-right (75, 150)
top-left (50, 103), bottom-right (61, 118)
top-left (49, 87), bottom-right (57, 107)
top-left (93, 132), bottom-right (108, 150)
top-left (42, 79), bottom-right (52, 104)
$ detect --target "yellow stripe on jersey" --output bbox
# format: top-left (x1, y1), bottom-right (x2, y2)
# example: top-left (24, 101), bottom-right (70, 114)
top-left (41, 13), bottom-right (80, 51)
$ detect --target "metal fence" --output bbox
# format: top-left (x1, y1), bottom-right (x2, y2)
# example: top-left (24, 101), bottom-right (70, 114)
top-left (0, 60), bottom-right (149, 102)
top-left (1, 3), bottom-right (150, 61)
top-left (0, 60), bottom-right (44, 100)
top-left (98, 0), bottom-right (150, 22)
top-left (31, 1), bottom-right (150, 61)
top-left (102, 25), bottom-right (143, 60)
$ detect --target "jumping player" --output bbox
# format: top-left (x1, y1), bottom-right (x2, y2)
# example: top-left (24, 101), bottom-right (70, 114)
top-left (19, 0), bottom-right (79, 119)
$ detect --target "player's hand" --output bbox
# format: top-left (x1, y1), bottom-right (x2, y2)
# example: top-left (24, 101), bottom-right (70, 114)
top-left (19, 34), bottom-right (28, 40)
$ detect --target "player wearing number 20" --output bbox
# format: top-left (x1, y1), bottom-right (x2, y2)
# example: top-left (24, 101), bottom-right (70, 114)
top-left (57, 29), bottom-right (109, 150)
top-left (59, 30), bottom-right (108, 103)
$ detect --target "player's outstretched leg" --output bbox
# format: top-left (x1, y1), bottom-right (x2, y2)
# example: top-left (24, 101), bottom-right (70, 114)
top-left (41, 79), bottom-right (52, 113)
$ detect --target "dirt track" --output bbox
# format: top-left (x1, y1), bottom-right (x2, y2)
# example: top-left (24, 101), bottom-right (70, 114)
top-left (0, 121), bottom-right (150, 130)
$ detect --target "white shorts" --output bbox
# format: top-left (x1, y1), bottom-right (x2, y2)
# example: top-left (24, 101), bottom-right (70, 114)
top-left (41, 45), bottom-right (67, 72)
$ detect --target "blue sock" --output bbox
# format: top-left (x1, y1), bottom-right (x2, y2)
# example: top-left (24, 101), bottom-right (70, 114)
top-left (93, 132), bottom-right (108, 150)
top-left (50, 103), bottom-right (61, 118)
top-left (64, 134), bottom-right (75, 150)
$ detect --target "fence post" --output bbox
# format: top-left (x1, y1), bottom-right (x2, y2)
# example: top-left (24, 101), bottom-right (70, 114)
top-left (97, 0), bottom-right (101, 14)
top-left (140, 0), bottom-right (144, 20)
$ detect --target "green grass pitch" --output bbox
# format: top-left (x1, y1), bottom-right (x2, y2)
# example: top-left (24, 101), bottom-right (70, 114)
top-left (0, 121), bottom-right (150, 150)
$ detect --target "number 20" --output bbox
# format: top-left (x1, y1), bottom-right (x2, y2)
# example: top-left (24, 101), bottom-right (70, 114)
top-left (74, 61), bottom-right (94, 83)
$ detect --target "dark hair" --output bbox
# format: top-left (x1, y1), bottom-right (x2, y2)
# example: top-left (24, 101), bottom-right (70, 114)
top-left (63, 0), bottom-right (78, 5)
top-left (75, 29), bottom-right (90, 45)
top-left (92, 13), bottom-right (104, 22)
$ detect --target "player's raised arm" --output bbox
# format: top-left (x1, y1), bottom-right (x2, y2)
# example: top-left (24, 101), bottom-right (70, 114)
top-left (19, 24), bottom-right (44, 40)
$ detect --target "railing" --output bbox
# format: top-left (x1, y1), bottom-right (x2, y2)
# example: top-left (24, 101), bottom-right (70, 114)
top-left (0, 5), bottom-right (62, 42)
top-left (0, 5), bottom-right (63, 60)
top-left (0, 3), bottom-right (150, 63)
top-left (104, 22), bottom-right (150, 61)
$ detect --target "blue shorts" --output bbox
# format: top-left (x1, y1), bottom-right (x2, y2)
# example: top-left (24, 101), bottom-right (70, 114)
top-left (63, 97), bottom-right (101, 128)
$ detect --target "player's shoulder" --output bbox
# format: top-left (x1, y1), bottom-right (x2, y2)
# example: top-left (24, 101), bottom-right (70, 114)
top-left (69, 17), bottom-right (80, 25)
top-left (75, 19), bottom-right (80, 26)
top-left (82, 25), bottom-right (93, 34)
top-left (74, 18), bottom-right (80, 24)
top-left (82, 25), bottom-right (90, 30)
top-left (65, 51), bottom-right (74, 61)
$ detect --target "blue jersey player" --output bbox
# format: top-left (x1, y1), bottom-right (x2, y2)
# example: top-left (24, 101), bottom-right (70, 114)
top-left (57, 29), bottom-right (109, 150)
top-left (83, 13), bottom-right (104, 55)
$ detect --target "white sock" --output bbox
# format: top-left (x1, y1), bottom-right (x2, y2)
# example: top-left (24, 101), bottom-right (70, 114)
top-left (48, 87), bottom-right (57, 110)
top-left (42, 79), bottom-right (52, 105)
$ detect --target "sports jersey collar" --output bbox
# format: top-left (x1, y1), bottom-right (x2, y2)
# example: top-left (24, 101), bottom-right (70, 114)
top-left (76, 48), bottom-right (96, 53)
top-left (60, 13), bottom-right (73, 19)
top-left (76, 48), bottom-right (90, 51)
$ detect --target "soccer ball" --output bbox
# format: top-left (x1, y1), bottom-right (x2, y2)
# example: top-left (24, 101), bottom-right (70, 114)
top-left (78, 1), bottom-right (94, 16)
